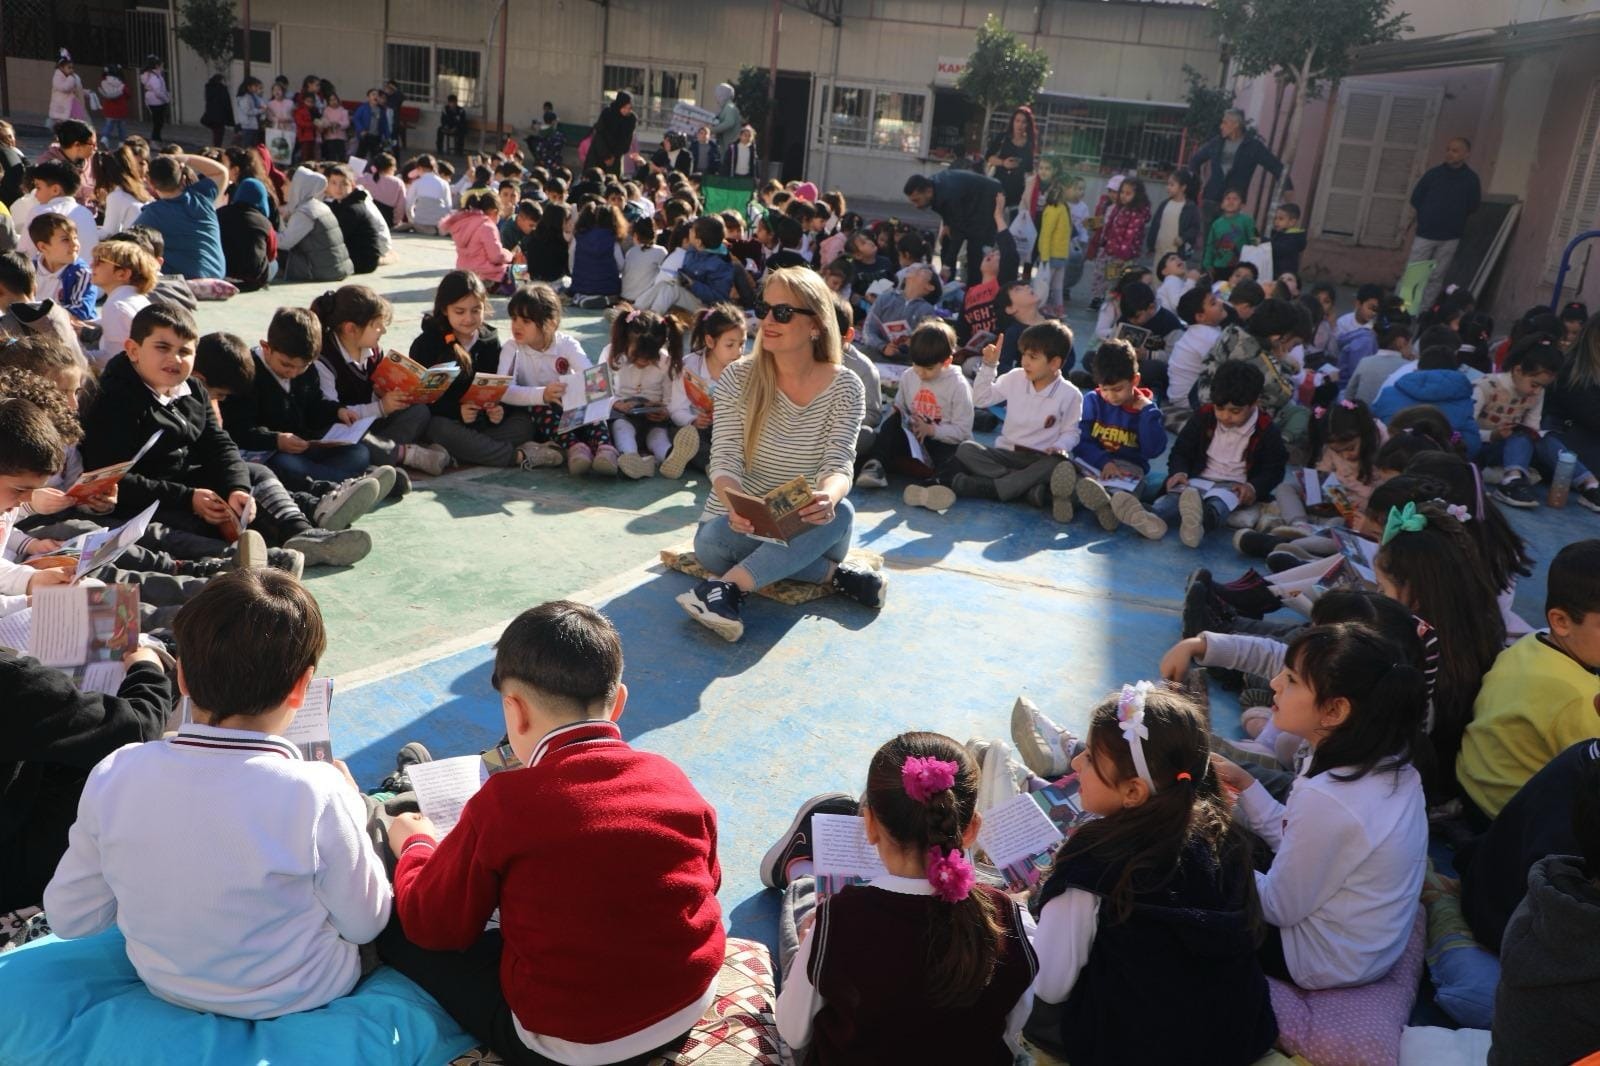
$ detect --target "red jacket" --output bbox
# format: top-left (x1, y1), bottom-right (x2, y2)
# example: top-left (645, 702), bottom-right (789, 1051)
top-left (394, 719), bottom-right (725, 1044)
top-left (293, 103), bottom-right (316, 142)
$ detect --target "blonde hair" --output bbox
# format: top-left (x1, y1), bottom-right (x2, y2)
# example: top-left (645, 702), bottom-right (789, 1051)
top-left (90, 240), bottom-right (160, 293)
top-left (742, 267), bottom-right (841, 459)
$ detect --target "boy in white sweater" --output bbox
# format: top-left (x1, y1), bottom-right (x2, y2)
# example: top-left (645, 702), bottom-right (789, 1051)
top-left (1167, 286), bottom-right (1227, 420)
top-left (45, 570), bottom-right (391, 1019)
top-left (860, 319), bottom-right (972, 512)
top-left (955, 320), bottom-right (1083, 517)
top-left (621, 218), bottom-right (666, 306)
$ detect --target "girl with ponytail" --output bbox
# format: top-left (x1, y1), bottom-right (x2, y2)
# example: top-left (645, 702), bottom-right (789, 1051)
top-left (774, 732), bottom-right (1037, 1064)
top-left (1213, 621), bottom-right (1430, 990)
top-left (1026, 686), bottom-right (1277, 1066)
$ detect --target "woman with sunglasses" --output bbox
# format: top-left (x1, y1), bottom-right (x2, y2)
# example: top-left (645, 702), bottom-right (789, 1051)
top-left (677, 267), bottom-right (886, 642)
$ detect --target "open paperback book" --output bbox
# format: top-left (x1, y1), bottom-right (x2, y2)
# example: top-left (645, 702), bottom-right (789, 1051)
top-left (1073, 458), bottom-right (1141, 494)
top-left (214, 493), bottom-right (256, 545)
top-left (725, 476), bottom-right (813, 546)
top-left (9, 586), bottom-right (143, 695)
top-left (976, 792), bottom-right (1065, 893)
top-left (64, 431), bottom-right (162, 502)
top-left (462, 374), bottom-right (514, 408)
top-left (1184, 477), bottom-right (1242, 513)
top-left (281, 678), bottom-right (335, 762)
top-left (370, 351), bottom-right (461, 405)
top-left (406, 755), bottom-right (490, 836)
top-left (310, 416), bottom-right (376, 448)
top-left (33, 501), bottom-right (161, 583)
top-left (555, 364), bottom-right (620, 434)
top-left (810, 813), bottom-right (890, 903)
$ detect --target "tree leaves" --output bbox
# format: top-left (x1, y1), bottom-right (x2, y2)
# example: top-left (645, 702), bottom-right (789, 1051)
top-left (956, 14), bottom-right (1052, 113)
top-left (1212, 0), bottom-right (1409, 97)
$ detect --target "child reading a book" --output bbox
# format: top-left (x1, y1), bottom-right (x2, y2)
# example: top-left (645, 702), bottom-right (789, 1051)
top-left (378, 600), bottom-right (726, 1063)
top-left (771, 731), bottom-right (1037, 1063)
top-left (310, 285), bottom-right (449, 478)
top-left (220, 307), bottom-right (377, 491)
top-left (603, 309), bottom-right (698, 480)
top-left (865, 320), bottom-right (972, 513)
top-left (1140, 360), bottom-right (1287, 548)
top-left (1245, 399), bottom-right (1386, 563)
top-left (1210, 622), bottom-right (1429, 990)
top-left (43, 570), bottom-right (391, 1017)
top-left (1057, 339), bottom-right (1167, 538)
top-left (682, 302), bottom-right (745, 474)
top-left (495, 282), bottom-right (620, 477)
top-left (1023, 686), bottom-right (1276, 1066)
top-left (0, 397), bottom-right (76, 607)
top-left (955, 321), bottom-right (1082, 513)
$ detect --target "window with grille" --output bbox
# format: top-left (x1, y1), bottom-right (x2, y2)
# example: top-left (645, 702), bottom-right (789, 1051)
top-left (817, 84), bottom-right (929, 155)
top-left (986, 97), bottom-right (1186, 179)
top-left (232, 28), bottom-right (273, 65)
top-left (1545, 80), bottom-right (1600, 284)
top-left (385, 41), bottom-right (483, 108)
top-left (1311, 84), bottom-right (1440, 249)
top-left (602, 63), bottom-right (702, 128)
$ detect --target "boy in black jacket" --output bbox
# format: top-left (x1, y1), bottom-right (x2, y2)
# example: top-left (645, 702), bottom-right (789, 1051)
top-left (1136, 359), bottom-right (1286, 548)
top-left (220, 307), bottom-right (379, 492)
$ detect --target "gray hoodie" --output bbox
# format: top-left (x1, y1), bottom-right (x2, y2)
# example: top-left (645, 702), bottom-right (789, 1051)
top-left (709, 83), bottom-right (740, 142)
top-left (278, 168), bottom-right (352, 283)
top-left (1490, 855), bottom-right (1600, 1066)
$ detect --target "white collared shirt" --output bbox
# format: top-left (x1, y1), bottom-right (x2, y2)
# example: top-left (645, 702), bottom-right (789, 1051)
top-left (144, 379), bottom-right (193, 407)
top-left (1200, 407), bottom-right (1258, 483)
top-left (971, 365), bottom-right (1084, 453)
top-left (313, 338), bottom-right (384, 420)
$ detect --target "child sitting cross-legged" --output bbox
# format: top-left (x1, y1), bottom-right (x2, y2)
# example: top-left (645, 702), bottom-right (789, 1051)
top-left (862, 319), bottom-right (972, 514)
top-left (1140, 359), bottom-right (1288, 548)
top-left (603, 309), bottom-right (698, 480)
top-left (1054, 338), bottom-right (1168, 537)
top-left (1476, 334), bottom-right (1600, 510)
top-left (954, 321), bottom-right (1082, 511)
top-left (44, 570), bottom-right (392, 1018)
top-left (378, 600), bottom-right (725, 1064)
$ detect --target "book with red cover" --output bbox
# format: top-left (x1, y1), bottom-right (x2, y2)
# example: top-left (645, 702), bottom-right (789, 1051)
top-left (462, 373), bottom-right (513, 407)
top-left (683, 370), bottom-right (714, 414)
top-left (64, 431), bottom-right (162, 502)
top-left (370, 351), bottom-right (460, 404)
top-left (724, 476), bottom-right (813, 545)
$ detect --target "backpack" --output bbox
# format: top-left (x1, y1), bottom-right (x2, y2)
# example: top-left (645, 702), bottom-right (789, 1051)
top-left (1195, 324), bottom-right (1295, 412)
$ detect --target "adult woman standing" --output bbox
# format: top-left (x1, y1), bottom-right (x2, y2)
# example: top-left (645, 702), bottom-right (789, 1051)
top-left (985, 105), bottom-right (1037, 219)
top-left (678, 267), bottom-right (885, 642)
top-left (584, 91), bottom-right (638, 177)
top-left (49, 52), bottom-right (89, 125)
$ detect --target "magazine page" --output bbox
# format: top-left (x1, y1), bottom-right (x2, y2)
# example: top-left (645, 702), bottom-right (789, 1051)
top-left (407, 754), bottom-right (487, 836)
top-left (811, 813), bottom-right (889, 902)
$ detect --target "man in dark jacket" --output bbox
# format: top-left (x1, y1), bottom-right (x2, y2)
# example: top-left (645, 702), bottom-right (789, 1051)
top-left (904, 169), bottom-right (1014, 286)
top-left (1408, 137), bottom-right (1481, 311)
top-left (1188, 110), bottom-right (1290, 238)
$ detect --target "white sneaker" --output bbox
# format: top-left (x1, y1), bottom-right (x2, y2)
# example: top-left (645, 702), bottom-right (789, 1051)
top-left (659, 425), bottom-right (701, 479)
top-left (517, 442), bottom-right (565, 470)
top-left (1009, 696), bottom-right (1074, 778)
top-left (1178, 487), bottom-right (1206, 548)
top-left (904, 483), bottom-right (956, 512)
top-left (617, 452), bottom-right (656, 479)
top-left (314, 476), bottom-right (382, 531)
top-left (965, 737), bottom-right (1030, 812)
top-left (401, 443), bottom-right (451, 476)
top-left (855, 459), bottom-right (889, 489)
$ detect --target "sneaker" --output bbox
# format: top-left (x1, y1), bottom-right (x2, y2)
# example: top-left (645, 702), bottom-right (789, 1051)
top-left (1048, 462), bottom-right (1077, 522)
top-left (1233, 529), bottom-right (1281, 559)
top-left (759, 792), bottom-right (858, 889)
top-left (1024, 483), bottom-right (1050, 509)
top-left (567, 443), bottom-right (594, 476)
top-left (173, 556), bottom-right (230, 578)
top-left (1178, 486), bottom-right (1205, 547)
top-left (314, 476), bottom-right (382, 531)
top-left (831, 562), bottom-right (887, 609)
top-left (904, 482), bottom-right (956, 513)
top-left (659, 425), bottom-right (700, 479)
top-left (235, 528), bottom-right (268, 571)
top-left (1111, 491), bottom-right (1167, 539)
top-left (617, 452), bottom-right (656, 479)
top-left (676, 578), bottom-right (746, 641)
top-left (518, 442), bottom-right (565, 470)
top-left (385, 466), bottom-right (412, 499)
top-left (401, 443), bottom-right (451, 476)
top-left (366, 465), bottom-right (397, 501)
top-left (1490, 476), bottom-right (1538, 509)
top-left (379, 741), bottom-right (433, 793)
top-left (1010, 696), bottom-right (1074, 778)
top-left (966, 738), bottom-right (1031, 812)
top-left (1075, 477), bottom-right (1117, 531)
top-left (1211, 578), bottom-right (1282, 619)
top-left (951, 473), bottom-right (998, 500)
top-left (1266, 549), bottom-right (1305, 574)
top-left (592, 445), bottom-right (620, 477)
top-left (284, 527), bottom-right (373, 567)
top-left (267, 548), bottom-right (306, 580)
top-left (1240, 687), bottom-right (1275, 711)
top-left (1579, 485), bottom-right (1600, 513)
top-left (854, 458), bottom-right (889, 489)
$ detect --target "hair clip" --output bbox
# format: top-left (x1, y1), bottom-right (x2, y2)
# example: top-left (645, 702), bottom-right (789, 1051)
top-left (926, 845), bottom-right (975, 903)
top-left (1381, 501), bottom-right (1427, 544)
top-left (902, 756), bottom-right (958, 803)
top-left (625, 309), bottom-right (641, 324)
top-left (1116, 682), bottom-right (1156, 789)
top-left (1339, 398), bottom-right (1358, 410)
top-left (1445, 502), bottom-right (1472, 524)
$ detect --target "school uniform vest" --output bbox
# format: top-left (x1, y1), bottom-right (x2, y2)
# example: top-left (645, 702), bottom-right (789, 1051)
top-left (569, 228), bottom-right (621, 296)
top-left (1031, 836), bottom-right (1278, 1066)
top-left (319, 338), bottom-right (377, 406)
top-left (805, 883), bottom-right (1035, 1065)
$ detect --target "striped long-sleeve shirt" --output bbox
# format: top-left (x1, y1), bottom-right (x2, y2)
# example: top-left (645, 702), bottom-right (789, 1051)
top-left (703, 356), bottom-right (865, 521)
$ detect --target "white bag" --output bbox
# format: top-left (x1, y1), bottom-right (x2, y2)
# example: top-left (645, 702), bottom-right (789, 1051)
top-left (1240, 242), bottom-right (1274, 281)
top-left (265, 128), bottom-right (294, 166)
top-left (1009, 209), bottom-right (1038, 264)
top-left (1030, 268), bottom-right (1052, 304)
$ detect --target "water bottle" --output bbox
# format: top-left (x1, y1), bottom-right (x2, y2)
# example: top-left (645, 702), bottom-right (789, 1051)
top-left (1549, 449), bottom-right (1577, 508)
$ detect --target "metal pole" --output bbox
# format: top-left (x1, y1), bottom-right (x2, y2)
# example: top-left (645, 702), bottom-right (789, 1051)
top-left (243, 0), bottom-right (253, 81)
top-left (764, 0), bottom-right (780, 159)
top-left (819, 16), bottom-right (841, 190)
top-left (0, 1), bottom-right (10, 117)
top-left (495, 0), bottom-right (508, 146)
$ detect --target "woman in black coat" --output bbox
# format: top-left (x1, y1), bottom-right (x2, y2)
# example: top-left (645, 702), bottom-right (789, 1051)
top-left (584, 90), bottom-right (637, 176)
top-left (1548, 317), bottom-right (1600, 476)
top-left (201, 73), bottom-right (233, 148)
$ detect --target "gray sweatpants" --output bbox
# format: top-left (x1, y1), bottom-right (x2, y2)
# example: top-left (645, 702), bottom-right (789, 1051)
top-left (425, 413), bottom-right (535, 468)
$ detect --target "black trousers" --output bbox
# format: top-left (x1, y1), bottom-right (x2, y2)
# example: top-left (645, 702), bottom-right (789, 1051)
top-left (149, 104), bottom-right (169, 142)
top-left (871, 410), bottom-right (959, 484)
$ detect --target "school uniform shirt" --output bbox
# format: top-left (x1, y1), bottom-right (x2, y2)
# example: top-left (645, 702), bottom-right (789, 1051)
top-left (894, 363), bottom-right (974, 444)
top-left (1157, 274), bottom-right (1193, 315)
top-left (90, 286), bottom-right (152, 368)
top-left (603, 346), bottom-right (695, 427)
top-left (1168, 323), bottom-right (1220, 407)
top-left (1074, 388), bottom-right (1166, 473)
top-left (1472, 371), bottom-right (1545, 443)
top-left (972, 365), bottom-right (1083, 453)
top-left (44, 723), bottom-right (392, 1019)
top-left (1457, 633), bottom-right (1600, 819)
top-left (621, 243), bottom-right (667, 304)
top-left (1166, 407), bottom-right (1288, 502)
top-left (392, 720), bottom-right (723, 1062)
top-left (1236, 763), bottom-right (1427, 989)
top-left (496, 331), bottom-right (592, 408)
top-left (1200, 410), bottom-right (1257, 483)
top-left (16, 193), bottom-right (100, 259)
top-left (315, 336), bottom-right (384, 419)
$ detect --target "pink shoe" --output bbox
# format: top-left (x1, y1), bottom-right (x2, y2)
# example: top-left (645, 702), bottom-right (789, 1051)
top-left (566, 443), bottom-right (593, 476)
top-left (591, 445), bottom-right (620, 477)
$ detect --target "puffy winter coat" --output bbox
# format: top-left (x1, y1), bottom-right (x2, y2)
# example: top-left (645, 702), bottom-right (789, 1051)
top-left (277, 168), bottom-right (352, 282)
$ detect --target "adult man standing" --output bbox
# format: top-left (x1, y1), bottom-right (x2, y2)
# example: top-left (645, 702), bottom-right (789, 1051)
top-left (904, 169), bottom-right (1015, 285)
top-left (1408, 137), bottom-right (1481, 310)
top-left (1187, 109), bottom-right (1289, 236)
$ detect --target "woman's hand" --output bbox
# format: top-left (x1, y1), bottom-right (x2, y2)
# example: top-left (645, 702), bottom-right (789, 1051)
top-left (798, 490), bottom-right (838, 525)
top-left (727, 511), bottom-right (755, 534)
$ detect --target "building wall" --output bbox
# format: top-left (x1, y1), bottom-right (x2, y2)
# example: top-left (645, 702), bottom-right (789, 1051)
top-left (1395, 0), bottom-right (1600, 41)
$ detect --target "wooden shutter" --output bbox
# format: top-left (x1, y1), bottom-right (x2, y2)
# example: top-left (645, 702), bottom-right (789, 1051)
top-left (1312, 83), bottom-right (1441, 248)
top-left (1544, 80), bottom-right (1600, 283)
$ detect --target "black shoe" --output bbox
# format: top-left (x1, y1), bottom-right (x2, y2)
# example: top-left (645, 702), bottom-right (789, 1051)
top-left (1181, 569), bottom-right (1214, 639)
top-left (1211, 580), bottom-right (1281, 619)
top-left (379, 741), bottom-right (433, 793)
top-left (1490, 477), bottom-right (1538, 509)
top-left (832, 563), bottom-right (887, 609)
top-left (676, 579), bottom-right (746, 641)
top-left (1579, 485), bottom-right (1600, 513)
top-left (952, 473), bottom-right (999, 500)
top-left (759, 792), bottom-right (858, 889)
top-left (1233, 530), bottom-right (1280, 559)
top-left (173, 557), bottom-right (230, 578)
top-left (1025, 483), bottom-right (1050, 509)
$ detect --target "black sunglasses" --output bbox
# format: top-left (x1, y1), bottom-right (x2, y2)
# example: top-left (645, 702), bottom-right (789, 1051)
top-left (754, 301), bottom-right (818, 324)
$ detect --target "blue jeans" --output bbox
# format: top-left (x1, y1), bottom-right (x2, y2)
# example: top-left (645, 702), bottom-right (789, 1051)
top-left (100, 118), bottom-right (126, 142)
top-left (266, 443), bottom-right (372, 491)
top-left (693, 497), bottom-right (855, 588)
top-left (1480, 431), bottom-right (1590, 481)
top-left (1152, 487), bottom-right (1233, 532)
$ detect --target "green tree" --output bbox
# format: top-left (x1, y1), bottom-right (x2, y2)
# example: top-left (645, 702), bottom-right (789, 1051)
top-left (956, 14), bottom-right (1051, 151)
top-left (176, 0), bottom-right (238, 74)
top-left (1213, 0), bottom-right (1409, 175)
top-left (1181, 65), bottom-right (1237, 143)
top-left (734, 66), bottom-right (770, 144)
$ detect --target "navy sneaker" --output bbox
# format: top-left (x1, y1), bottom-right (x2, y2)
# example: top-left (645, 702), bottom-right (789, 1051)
top-left (1490, 477), bottom-right (1538, 509)
top-left (677, 579), bottom-right (746, 641)
top-left (1579, 484), bottom-right (1600, 513)
top-left (832, 563), bottom-right (887, 609)
top-left (760, 792), bottom-right (859, 889)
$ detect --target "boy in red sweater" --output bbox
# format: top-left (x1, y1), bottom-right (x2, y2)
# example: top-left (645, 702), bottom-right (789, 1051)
top-left (379, 600), bottom-right (725, 1065)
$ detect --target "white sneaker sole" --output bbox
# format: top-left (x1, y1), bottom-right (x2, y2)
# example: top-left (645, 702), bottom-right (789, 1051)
top-left (285, 528), bottom-right (373, 567)
top-left (903, 483), bottom-right (956, 512)
top-left (1076, 478), bottom-right (1117, 531)
top-left (1112, 491), bottom-right (1167, 540)
top-left (1009, 695), bottom-right (1066, 778)
top-left (757, 791), bottom-right (855, 889)
top-left (317, 478), bottom-right (383, 531)
top-left (618, 453), bottom-right (655, 479)
top-left (1049, 462), bottom-right (1076, 522)
top-left (675, 590), bottom-right (744, 642)
top-left (658, 426), bottom-right (700, 479)
top-left (235, 529), bottom-right (267, 570)
top-left (1178, 487), bottom-right (1205, 548)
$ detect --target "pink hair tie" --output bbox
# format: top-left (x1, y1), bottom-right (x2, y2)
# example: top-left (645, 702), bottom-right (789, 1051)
top-left (901, 756), bottom-right (958, 803)
top-left (625, 309), bottom-right (641, 324)
top-left (1314, 405), bottom-right (1327, 419)
top-left (1339, 398), bottom-right (1358, 410)
top-left (926, 846), bottom-right (976, 903)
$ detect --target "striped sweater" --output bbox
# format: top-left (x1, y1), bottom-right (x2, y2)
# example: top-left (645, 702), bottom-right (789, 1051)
top-left (703, 356), bottom-right (865, 520)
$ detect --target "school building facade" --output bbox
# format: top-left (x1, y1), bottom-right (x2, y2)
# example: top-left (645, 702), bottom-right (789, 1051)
top-left (0, 0), bottom-right (1221, 202)
top-left (1237, 0), bottom-right (1600, 323)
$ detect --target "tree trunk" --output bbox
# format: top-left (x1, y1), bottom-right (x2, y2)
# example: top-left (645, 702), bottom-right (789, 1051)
top-left (1278, 48), bottom-right (1316, 176)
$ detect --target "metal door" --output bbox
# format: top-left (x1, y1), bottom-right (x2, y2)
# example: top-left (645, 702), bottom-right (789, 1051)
top-left (124, 8), bottom-right (175, 122)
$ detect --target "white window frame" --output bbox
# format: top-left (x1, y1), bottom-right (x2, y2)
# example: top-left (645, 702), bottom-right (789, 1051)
top-left (600, 60), bottom-right (706, 131)
top-left (814, 81), bottom-right (931, 158)
top-left (384, 37), bottom-right (485, 109)
top-left (1309, 81), bottom-right (1442, 250)
top-left (1544, 79), bottom-right (1600, 285)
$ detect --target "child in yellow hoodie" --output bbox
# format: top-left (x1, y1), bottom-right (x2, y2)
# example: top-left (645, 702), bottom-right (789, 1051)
top-left (1036, 169), bottom-right (1072, 318)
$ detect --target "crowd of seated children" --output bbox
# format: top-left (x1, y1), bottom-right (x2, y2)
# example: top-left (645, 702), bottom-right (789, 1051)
top-left (1476, 334), bottom-right (1600, 511)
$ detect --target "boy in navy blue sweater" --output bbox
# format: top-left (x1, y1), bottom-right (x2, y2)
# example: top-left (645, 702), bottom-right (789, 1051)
top-left (1056, 339), bottom-right (1168, 538)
